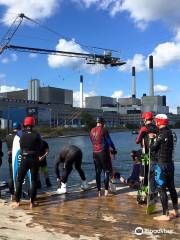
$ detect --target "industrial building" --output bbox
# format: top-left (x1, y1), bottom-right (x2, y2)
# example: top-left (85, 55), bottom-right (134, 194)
top-left (1, 55), bottom-right (180, 129)
top-left (1, 79), bottom-right (73, 105)
top-left (85, 96), bottom-right (116, 109)
top-left (85, 55), bottom-right (169, 116)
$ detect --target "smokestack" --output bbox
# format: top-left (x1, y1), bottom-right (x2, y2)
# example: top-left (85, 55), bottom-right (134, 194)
top-left (149, 55), bottom-right (154, 96)
top-left (132, 66), bottom-right (136, 98)
top-left (80, 75), bottom-right (83, 108)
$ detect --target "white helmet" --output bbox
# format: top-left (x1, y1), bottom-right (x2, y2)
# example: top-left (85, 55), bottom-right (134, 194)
top-left (154, 114), bottom-right (168, 126)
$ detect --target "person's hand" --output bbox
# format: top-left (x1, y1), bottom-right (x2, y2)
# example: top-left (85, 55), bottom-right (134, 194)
top-left (139, 176), bottom-right (144, 183)
top-left (149, 133), bottom-right (156, 139)
top-left (111, 149), bottom-right (117, 155)
top-left (38, 156), bottom-right (43, 161)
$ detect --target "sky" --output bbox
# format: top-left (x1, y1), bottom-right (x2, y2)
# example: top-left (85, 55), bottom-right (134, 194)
top-left (0, 0), bottom-right (180, 113)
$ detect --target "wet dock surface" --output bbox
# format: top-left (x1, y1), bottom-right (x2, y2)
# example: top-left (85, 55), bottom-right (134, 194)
top-left (2, 185), bottom-right (177, 240)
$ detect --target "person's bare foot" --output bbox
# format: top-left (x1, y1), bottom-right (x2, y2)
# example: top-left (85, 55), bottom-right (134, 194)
top-left (10, 202), bottom-right (20, 208)
top-left (98, 191), bottom-right (101, 197)
top-left (104, 190), bottom-right (108, 197)
top-left (30, 202), bottom-right (39, 209)
top-left (169, 210), bottom-right (179, 218)
top-left (153, 215), bottom-right (170, 221)
top-left (120, 177), bottom-right (126, 184)
top-left (11, 195), bottom-right (16, 201)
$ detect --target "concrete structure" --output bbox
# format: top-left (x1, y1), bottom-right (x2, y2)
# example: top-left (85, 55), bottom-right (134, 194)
top-left (85, 96), bottom-right (116, 109)
top-left (177, 107), bottom-right (180, 115)
top-left (1, 86), bottom-right (73, 105)
top-left (141, 95), bottom-right (169, 114)
top-left (132, 66), bottom-right (136, 97)
top-left (118, 97), bottom-right (141, 106)
top-left (80, 75), bottom-right (83, 108)
top-left (28, 79), bottom-right (40, 101)
top-left (149, 55), bottom-right (154, 96)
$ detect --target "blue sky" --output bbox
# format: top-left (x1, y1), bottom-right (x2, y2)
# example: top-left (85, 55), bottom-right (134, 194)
top-left (0, 0), bottom-right (180, 112)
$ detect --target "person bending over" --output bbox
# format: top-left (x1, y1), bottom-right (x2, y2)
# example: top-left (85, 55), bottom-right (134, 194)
top-left (55, 145), bottom-right (88, 194)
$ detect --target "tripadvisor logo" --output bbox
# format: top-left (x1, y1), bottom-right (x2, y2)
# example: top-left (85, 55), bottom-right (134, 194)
top-left (135, 227), bottom-right (144, 235)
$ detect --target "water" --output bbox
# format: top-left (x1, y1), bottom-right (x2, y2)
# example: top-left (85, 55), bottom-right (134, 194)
top-left (1, 130), bottom-right (180, 187)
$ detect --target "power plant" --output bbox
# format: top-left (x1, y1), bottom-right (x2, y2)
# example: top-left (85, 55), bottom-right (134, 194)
top-left (0, 55), bottom-right (179, 129)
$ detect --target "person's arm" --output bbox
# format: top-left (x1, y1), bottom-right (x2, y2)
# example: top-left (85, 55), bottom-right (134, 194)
top-left (136, 126), bottom-right (148, 144)
top-left (39, 141), bottom-right (49, 161)
top-left (39, 148), bottom-right (49, 161)
top-left (103, 128), bottom-right (116, 151)
top-left (150, 134), bottom-right (163, 152)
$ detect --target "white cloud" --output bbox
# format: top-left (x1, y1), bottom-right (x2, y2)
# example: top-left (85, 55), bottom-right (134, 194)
top-left (120, 1), bottom-right (180, 31)
top-left (29, 53), bottom-right (38, 58)
top-left (0, 0), bottom-right (60, 25)
top-left (120, 54), bottom-right (146, 72)
top-left (0, 73), bottom-right (6, 80)
top-left (73, 1), bottom-right (180, 38)
top-left (120, 41), bottom-right (180, 72)
top-left (73, 90), bottom-right (96, 107)
top-left (48, 39), bottom-right (105, 74)
top-left (149, 42), bottom-right (180, 68)
top-left (169, 107), bottom-right (177, 114)
top-left (11, 53), bottom-right (18, 62)
top-left (1, 57), bottom-right (9, 64)
top-left (111, 90), bottom-right (124, 99)
top-left (0, 85), bottom-right (22, 93)
top-left (154, 84), bottom-right (170, 93)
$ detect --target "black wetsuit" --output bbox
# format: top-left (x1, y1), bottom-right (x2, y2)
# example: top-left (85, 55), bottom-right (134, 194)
top-left (89, 126), bottom-right (116, 191)
top-left (151, 126), bottom-right (178, 215)
top-left (5, 131), bottom-right (16, 195)
top-left (15, 128), bottom-right (42, 203)
top-left (55, 145), bottom-right (86, 183)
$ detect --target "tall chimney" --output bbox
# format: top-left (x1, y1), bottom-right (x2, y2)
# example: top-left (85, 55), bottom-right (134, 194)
top-left (80, 75), bottom-right (83, 108)
top-left (149, 55), bottom-right (154, 96)
top-left (132, 66), bottom-right (136, 98)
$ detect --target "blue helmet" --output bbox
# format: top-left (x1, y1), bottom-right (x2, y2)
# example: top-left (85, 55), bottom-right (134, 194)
top-left (13, 122), bottom-right (21, 130)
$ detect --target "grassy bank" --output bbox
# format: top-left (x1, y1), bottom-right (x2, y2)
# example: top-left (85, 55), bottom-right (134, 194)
top-left (0, 126), bottom-right (129, 140)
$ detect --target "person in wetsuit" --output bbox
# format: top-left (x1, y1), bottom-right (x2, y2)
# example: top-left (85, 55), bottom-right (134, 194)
top-left (38, 139), bottom-right (52, 188)
top-left (127, 150), bottom-right (142, 189)
top-left (136, 112), bottom-right (158, 187)
top-left (55, 145), bottom-right (88, 194)
top-left (89, 117), bottom-right (117, 197)
top-left (11, 116), bottom-right (42, 209)
top-left (0, 137), bottom-right (3, 197)
top-left (5, 122), bottom-right (21, 199)
top-left (151, 114), bottom-right (178, 221)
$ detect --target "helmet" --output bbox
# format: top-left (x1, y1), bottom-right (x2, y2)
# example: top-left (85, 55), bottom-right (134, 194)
top-left (142, 111), bottom-right (153, 121)
top-left (13, 122), bottom-right (21, 130)
top-left (24, 116), bottom-right (35, 127)
top-left (96, 117), bottom-right (104, 124)
top-left (113, 172), bottom-right (121, 179)
top-left (154, 114), bottom-right (168, 126)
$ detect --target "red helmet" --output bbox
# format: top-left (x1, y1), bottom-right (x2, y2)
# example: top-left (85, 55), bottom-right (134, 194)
top-left (142, 111), bottom-right (153, 121)
top-left (24, 116), bottom-right (35, 127)
top-left (154, 114), bottom-right (168, 126)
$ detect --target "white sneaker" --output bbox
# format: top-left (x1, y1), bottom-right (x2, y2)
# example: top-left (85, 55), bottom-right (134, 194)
top-left (81, 180), bottom-right (89, 190)
top-left (57, 182), bottom-right (67, 194)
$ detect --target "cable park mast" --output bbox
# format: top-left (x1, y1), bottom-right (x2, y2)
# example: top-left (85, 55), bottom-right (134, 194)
top-left (0, 13), bottom-right (126, 67)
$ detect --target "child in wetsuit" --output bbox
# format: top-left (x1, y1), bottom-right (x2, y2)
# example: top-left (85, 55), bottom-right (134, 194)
top-left (127, 150), bottom-right (141, 189)
top-left (111, 150), bottom-right (141, 189)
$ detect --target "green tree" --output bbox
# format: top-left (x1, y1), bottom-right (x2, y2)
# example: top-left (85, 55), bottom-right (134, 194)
top-left (81, 112), bottom-right (96, 131)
